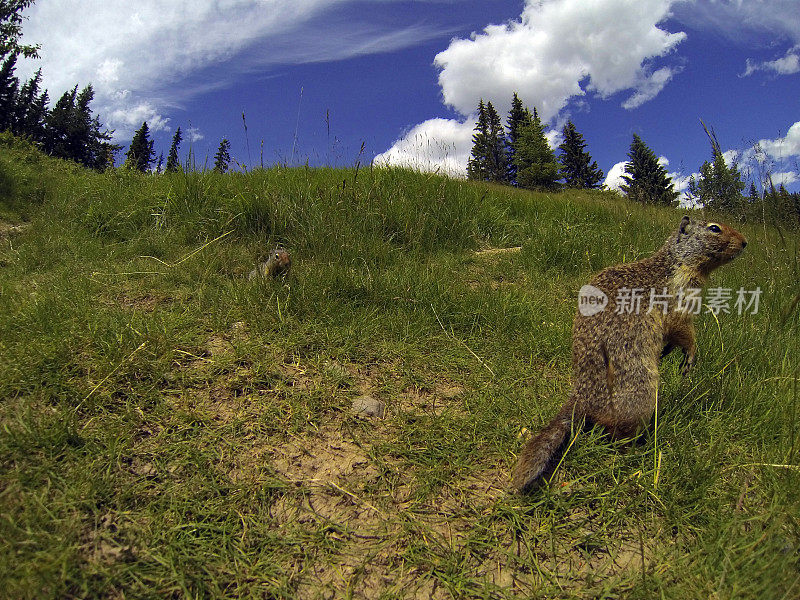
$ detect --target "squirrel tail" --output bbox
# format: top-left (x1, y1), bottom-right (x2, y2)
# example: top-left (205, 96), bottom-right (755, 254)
top-left (511, 399), bottom-right (580, 493)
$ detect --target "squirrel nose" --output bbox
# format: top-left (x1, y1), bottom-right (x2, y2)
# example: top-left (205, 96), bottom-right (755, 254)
top-left (741, 240), bottom-right (747, 248)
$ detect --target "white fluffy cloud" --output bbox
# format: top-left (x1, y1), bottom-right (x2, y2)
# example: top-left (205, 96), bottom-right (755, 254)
top-left (771, 171), bottom-right (799, 186)
top-left (603, 161), bottom-right (628, 192)
top-left (433, 0), bottom-right (685, 122)
top-left (17, 0), bottom-right (449, 141)
top-left (380, 0), bottom-right (686, 174)
top-left (105, 94), bottom-right (171, 140)
top-left (373, 118), bottom-right (474, 177)
top-left (752, 121), bottom-right (800, 161)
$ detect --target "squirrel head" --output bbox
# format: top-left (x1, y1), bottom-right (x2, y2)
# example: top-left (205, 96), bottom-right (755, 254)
top-left (670, 215), bottom-right (747, 275)
top-left (268, 247), bottom-right (292, 275)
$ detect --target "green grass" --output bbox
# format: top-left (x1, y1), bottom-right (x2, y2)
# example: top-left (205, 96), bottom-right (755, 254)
top-left (1, 132), bottom-right (798, 599)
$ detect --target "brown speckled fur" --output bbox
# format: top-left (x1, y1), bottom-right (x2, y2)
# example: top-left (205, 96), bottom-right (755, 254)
top-left (511, 216), bottom-right (747, 492)
top-left (248, 248), bottom-right (292, 280)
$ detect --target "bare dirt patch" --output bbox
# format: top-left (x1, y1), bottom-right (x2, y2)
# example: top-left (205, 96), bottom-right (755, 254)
top-left (80, 512), bottom-right (138, 566)
top-left (0, 221), bottom-right (29, 238)
top-left (112, 292), bottom-right (173, 312)
top-left (474, 246), bottom-right (522, 257)
top-left (466, 246), bottom-right (526, 291)
top-left (396, 382), bottom-right (465, 416)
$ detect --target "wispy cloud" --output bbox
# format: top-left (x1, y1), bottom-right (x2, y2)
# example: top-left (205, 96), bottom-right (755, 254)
top-left (674, 1), bottom-right (800, 77)
top-left (17, 1), bottom-right (452, 141)
top-left (186, 127), bottom-right (204, 143)
top-left (743, 46), bottom-right (800, 77)
top-left (621, 66), bottom-right (682, 110)
top-left (674, 0), bottom-right (800, 45)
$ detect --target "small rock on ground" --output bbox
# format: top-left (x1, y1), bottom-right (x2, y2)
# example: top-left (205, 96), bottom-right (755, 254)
top-left (351, 395), bottom-right (386, 419)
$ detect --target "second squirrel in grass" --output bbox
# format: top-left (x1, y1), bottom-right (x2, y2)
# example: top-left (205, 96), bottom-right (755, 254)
top-left (248, 247), bottom-right (292, 280)
top-left (512, 216), bottom-right (747, 493)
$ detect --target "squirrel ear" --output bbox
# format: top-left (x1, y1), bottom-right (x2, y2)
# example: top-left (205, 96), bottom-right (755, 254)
top-left (679, 215), bottom-right (691, 235)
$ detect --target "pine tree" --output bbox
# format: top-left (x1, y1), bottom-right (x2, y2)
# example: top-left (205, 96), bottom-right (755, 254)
top-left (792, 191), bottom-right (800, 227)
top-left (686, 125), bottom-right (745, 213)
top-left (165, 126), bottom-right (182, 173)
top-left (43, 84), bottom-right (77, 158)
top-left (125, 121), bottom-right (155, 172)
top-left (0, 0), bottom-right (37, 130)
top-left (0, 53), bottom-right (18, 130)
top-left (558, 120), bottom-right (604, 189)
top-left (505, 92), bottom-right (527, 185)
top-left (87, 114), bottom-right (118, 171)
top-left (467, 100), bottom-right (490, 181)
top-left (484, 101), bottom-right (509, 183)
top-left (687, 152), bottom-right (745, 213)
top-left (68, 85), bottom-right (95, 165)
top-left (513, 107), bottom-right (560, 191)
top-left (620, 134), bottom-right (678, 206)
top-left (213, 138), bottom-right (231, 173)
top-left (747, 181), bottom-right (760, 203)
top-left (13, 68), bottom-right (48, 142)
top-left (774, 183), bottom-right (798, 225)
top-left (43, 84), bottom-right (116, 169)
top-left (466, 100), bottom-right (509, 183)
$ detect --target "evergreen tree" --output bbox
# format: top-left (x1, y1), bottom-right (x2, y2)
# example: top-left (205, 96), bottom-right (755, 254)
top-left (165, 126), bottom-right (182, 173)
top-left (213, 138), bottom-right (231, 173)
top-left (505, 92), bottom-right (527, 185)
top-left (0, 2), bottom-right (118, 171)
top-left (747, 181), bottom-right (760, 203)
top-left (467, 99), bottom-right (490, 181)
top-left (758, 182), bottom-right (797, 226)
top-left (467, 100), bottom-right (509, 184)
top-left (774, 183), bottom-right (799, 225)
top-left (43, 84), bottom-right (116, 169)
top-left (0, 0), bottom-right (37, 131)
top-left (513, 107), bottom-right (560, 191)
top-left (125, 121), bottom-right (155, 172)
top-left (86, 113), bottom-right (118, 171)
top-left (619, 134), bottom-right (678, 206)
top-left (155, 152), bottom-right (163, 174)
top-left (68, 84), bottom-right (95, 165)
top-left (0, 53), bottom-right (18, 130)
top-left (686, 128), bottom-right (745, 213)
top-left (13, 68), bottom-right (48, 142)
top-left (43, 84), bottom-right (76, 158)
top-left (484, 101), bottom-right (509, 183)
top-left (558, 120), bottom-right (604, 188)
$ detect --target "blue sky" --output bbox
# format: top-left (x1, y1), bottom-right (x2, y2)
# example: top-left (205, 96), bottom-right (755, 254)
top-left (16, 0), bottom-right (800, 196)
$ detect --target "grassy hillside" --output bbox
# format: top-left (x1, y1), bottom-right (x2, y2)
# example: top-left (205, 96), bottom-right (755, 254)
top-left (1, 132), bottom-right (798, 599)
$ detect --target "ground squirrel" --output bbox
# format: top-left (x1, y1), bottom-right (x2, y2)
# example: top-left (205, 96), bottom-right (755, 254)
top-left (512, 216), bottom-right (747, 492)
top-left (248, 247), bottom-right (292, 280)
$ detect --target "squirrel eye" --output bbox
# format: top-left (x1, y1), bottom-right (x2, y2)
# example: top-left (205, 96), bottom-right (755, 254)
top-left (708, 224), bottom-right (722, 233)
